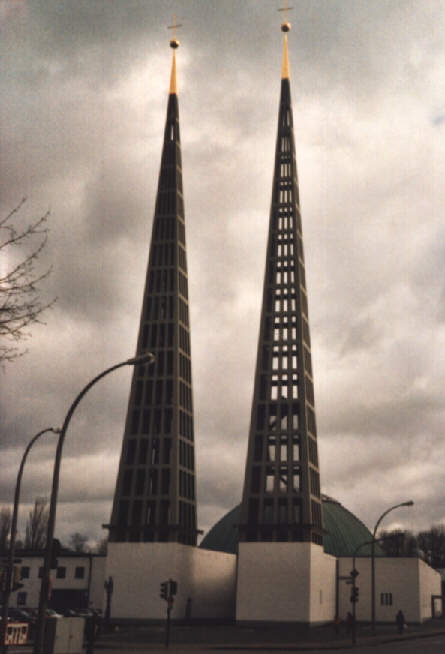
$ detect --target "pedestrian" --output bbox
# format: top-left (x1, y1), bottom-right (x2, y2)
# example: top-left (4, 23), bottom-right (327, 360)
top-left (333, 615), bottom-right (341, 635)
top-left (345, 612), bottom-right (354, 633)
top-left (185, 597), bottom-right (192, 622)
top-left (395, 609), bottom-right (405, 634)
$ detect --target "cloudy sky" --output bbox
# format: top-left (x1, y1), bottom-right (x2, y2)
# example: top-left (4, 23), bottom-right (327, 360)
top-left (1, 0), bottom-right (444, 547)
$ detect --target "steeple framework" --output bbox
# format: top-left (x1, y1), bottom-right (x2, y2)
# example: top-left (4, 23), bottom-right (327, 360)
top-left (239, 31), bottom-right (323, 545)
top-left (109, 45), bottom-right (197, 545)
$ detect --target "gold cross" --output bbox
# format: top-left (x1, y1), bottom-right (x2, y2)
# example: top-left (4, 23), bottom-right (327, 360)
top-left (167, 14), bottom-right (182, 39)
top-left (277, 0), bottom-right (293, 23)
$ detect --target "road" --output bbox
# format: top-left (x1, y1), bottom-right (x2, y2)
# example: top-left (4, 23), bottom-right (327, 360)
top-left (8, 636), bottom-right (445, 653)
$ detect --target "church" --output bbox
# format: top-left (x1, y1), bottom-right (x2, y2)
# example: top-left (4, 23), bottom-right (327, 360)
top-left (104, 20), bottom-right (441, 625)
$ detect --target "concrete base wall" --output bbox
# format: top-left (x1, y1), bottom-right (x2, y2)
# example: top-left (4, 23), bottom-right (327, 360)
top-left (418, 558), bottom-right (442, 621)
top-left (309, 543), bottom-right (337, 623)
top-left (338, 557), bottom-right (442, 623)
top-left (106, 543), bottom-right (236, 620)
top-left (236, 542), bottom-right (336, 623)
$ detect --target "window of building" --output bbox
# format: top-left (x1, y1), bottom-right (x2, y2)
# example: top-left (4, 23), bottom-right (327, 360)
top-left (17, 592), bottom-right (27, 606)
top-left (20, 566), bottom-right (30, 579)
top-left (74, 566), bottom-right (85, 579)
top-left (56, 567), bottom-right (66, 579)
top-left (380, 592), bottom-right (393, 606)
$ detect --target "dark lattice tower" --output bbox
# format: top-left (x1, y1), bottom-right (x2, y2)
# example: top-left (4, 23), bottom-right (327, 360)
top-left (239, 23), bottom-right (323, 546)
top-left (109, 37), bottom-right (197, 545)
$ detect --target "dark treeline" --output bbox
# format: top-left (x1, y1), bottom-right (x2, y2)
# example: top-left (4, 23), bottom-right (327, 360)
top-left (380, 525), bottom-right (445, 568)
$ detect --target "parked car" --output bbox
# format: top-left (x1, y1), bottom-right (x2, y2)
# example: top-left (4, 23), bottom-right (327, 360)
top-left (45, 609), bottom-right (63, 618)
top-left (7, 608), bottom-right (34, 623)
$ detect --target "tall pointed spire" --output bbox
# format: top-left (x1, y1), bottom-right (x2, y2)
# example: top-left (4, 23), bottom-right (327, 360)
top-left (239, 19), bottom-right (323, 545)
top-left (109, 31), bottom-right (197, 546)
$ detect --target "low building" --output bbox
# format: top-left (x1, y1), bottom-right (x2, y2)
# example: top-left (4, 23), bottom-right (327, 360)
top-left (3, 550), bottom-right (106, 613)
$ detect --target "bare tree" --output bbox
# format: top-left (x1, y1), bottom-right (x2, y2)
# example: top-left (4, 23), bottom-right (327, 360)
top-left (94, 538), bottom-right (108, 555)
top-left (0, 198), bottom-right (56, 363)
top-left (68, 532), bottom-right (89, 553)
top-left (379, 529), bottom-right (418, 557)
top-left (24, 497), bottom-right (48, 550)
top-left (417, 525), bottom-right (445, 568)
top-left (0, 507), bottom-right (12, 551)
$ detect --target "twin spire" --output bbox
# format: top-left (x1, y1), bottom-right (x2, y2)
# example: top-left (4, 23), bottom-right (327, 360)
top-left (167, 13), bottom-right (291, 94)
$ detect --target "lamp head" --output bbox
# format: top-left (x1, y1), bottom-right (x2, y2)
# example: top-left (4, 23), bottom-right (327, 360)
top-left (403, 500), bottom-right (414, 507)
top-left (126, 352), bottom-right (155, 366)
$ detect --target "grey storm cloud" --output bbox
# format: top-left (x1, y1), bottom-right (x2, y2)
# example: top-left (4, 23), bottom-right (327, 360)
top-left (1, 0), bottom-right (445, 545)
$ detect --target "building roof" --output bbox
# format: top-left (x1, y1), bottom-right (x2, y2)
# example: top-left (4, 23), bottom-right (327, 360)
top-left (200, 495), bottom-right (384, 558)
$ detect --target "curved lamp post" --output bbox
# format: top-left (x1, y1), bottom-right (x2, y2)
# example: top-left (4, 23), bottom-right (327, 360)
top-left (371, 500), bottom-right (414, 634)
top-left (1, 427), bottom-right (59, 654)
top-left (33, 352), bottom-right (155, 654)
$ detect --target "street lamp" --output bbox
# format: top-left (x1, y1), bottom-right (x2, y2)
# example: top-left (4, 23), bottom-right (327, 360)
top-left (1, 427), bottom-right (59, 654)
top-left (33, 352), bottom-right (155, 654)
top-left (371, 500), bottom-right (414, 634)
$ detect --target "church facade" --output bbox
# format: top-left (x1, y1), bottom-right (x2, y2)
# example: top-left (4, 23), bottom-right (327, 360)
top-left (105, 23), bottom-right (442, 625)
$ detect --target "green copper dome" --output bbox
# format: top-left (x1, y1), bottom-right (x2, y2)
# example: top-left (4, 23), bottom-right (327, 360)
top-left (200, 495), bottom-right (384, 558)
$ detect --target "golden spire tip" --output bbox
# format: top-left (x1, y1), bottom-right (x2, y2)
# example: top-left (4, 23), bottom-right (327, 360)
top-left (167, 14), bottom-right (181, 94)
top-left (281, 32), bottom-right (290, 79)
top-left (169, 49), bottom-right (177, 94)
top-left (278, 2), bottom-right (292, 79)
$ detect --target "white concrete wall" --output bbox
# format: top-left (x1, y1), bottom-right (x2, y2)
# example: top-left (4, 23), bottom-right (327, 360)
top-left (186, 547), bottom-right (236, 619)
top-left (237, 542), bottom-right (335, 623)
top-left (90, 556), bottom-right (106, 610)
top-left (309, 545), bottom-right (336, 623)
top-left (106, 543), bottom-right (236, 620)
top-left (418, 558), bottom-right (442, 621)
top-left (338, 557), bottom-right (441, 623)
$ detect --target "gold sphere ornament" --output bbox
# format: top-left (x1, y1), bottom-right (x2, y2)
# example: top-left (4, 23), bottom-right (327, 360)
top-left (170, 39), bottom-right (180, 49)
top-left (281, 22), bottom-right (291, 32)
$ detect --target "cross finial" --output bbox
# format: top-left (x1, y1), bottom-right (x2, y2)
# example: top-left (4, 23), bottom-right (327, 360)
top-left (168, 14), bottom-right (182, 48)
top-left (278, 0), bottom-right (293, 32)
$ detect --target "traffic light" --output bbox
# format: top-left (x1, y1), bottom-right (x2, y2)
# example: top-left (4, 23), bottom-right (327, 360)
top-left (350, 586), bottom-right (359, 603)
top-left (160, 581), bottom-right (168, 601)
top-left (169, 580), bottom-right (178, 596)
top-left (11, 565), bottom-right (23, 591)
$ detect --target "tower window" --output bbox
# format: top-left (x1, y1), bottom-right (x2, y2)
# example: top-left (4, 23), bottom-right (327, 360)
top-left (151, 438), bottom-right (160, 465)
top-left (142, 410), bottom-right (151, 434)
top-left (279, 465), bottom-right (288, 492)
top-left (265, 467), bottom-right (275, 492)
top-left (135, 469), bottom-right (145, 495)
top-left (280, 438), bottom-right (287, 462)
top-left (292, 466), bottom-right (300, 491)
top-left (122, 469), bottom-right (133, 496)
top-left (254, 436), bottom-right (263, 461)
top-left (267, 436), bottom-right (276, 461)
top-left (263, 499), bottom-right (274, 523)
top-left (278, 499), bottom-right (288, 523)
top-left (162, 438), bottom-right (172, 464)
top-left (146, 502), bottom-right (156, 525)
top-left (139, 439), bottom-right (148, 464)
top-left (161, 470), bottom-right (170, 494)
top-left (251, 467), bottom-right (261, 493)
top-left (125, 439), bottom-right (136, 465)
